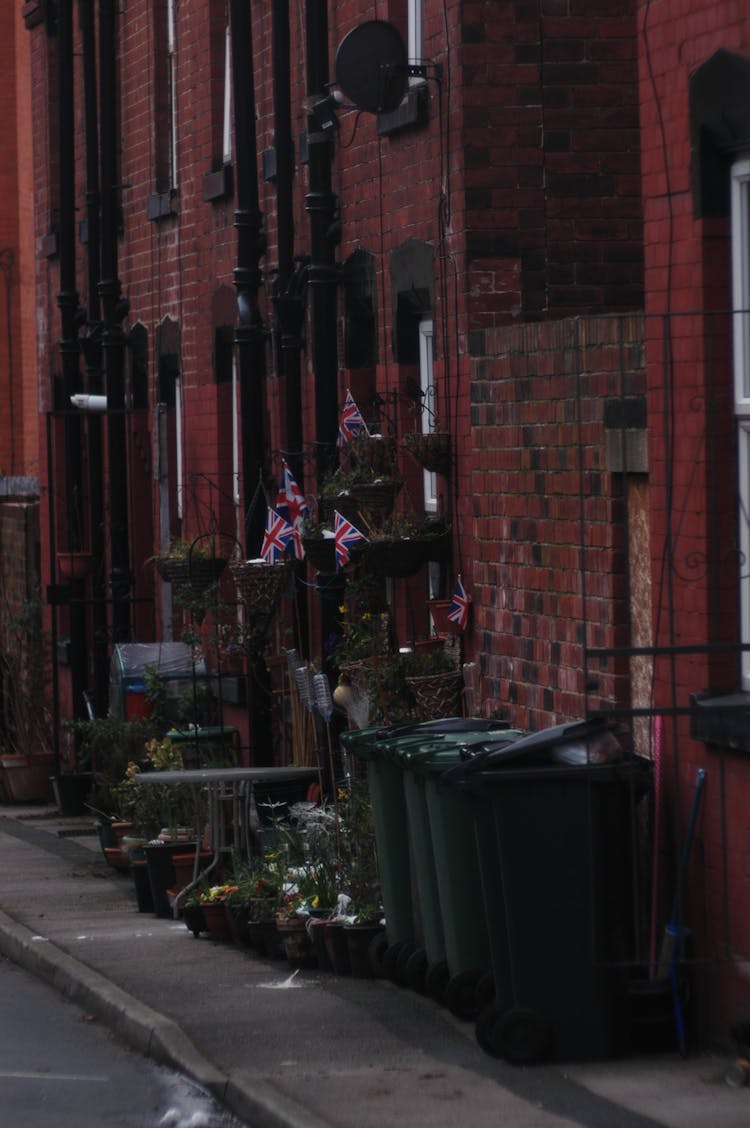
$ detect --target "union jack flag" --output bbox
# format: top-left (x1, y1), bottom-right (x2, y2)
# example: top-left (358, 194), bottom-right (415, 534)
top-left (334, 510), bottom-right (367, 569)
top-left (275, 461), bottom-right (308, 527)
top-left (337, 390), bottom-right (369, 447)
top-left (260, 508), bottom-right (295, 563)
top-left (447, 576), bottom-right (471, 631)
top-left (275, 461), bottom-right (308, 559)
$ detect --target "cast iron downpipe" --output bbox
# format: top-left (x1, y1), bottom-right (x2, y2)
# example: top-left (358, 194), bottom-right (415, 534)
top-left (99, 0), bottom-right (131, 644)
top-left (304, 0), bottom-right (342, 669)
top-left (272, 0), bottom-right (308, 655)
top-left (230, 0), bottom-right (273, 762)
top-left (304, 0), bottom-right (339, 482)
top-left (79, 0), bottom-right (109, 713)
top-left (56, 0), bottom-right (88, 721)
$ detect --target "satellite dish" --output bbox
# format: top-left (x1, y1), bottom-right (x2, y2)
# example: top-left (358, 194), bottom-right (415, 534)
top-left (334, 20), bottom-right (408, 115)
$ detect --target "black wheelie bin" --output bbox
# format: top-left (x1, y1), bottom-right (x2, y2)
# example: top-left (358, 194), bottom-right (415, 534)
top-left (443, 717), bottom-right (650, 1064)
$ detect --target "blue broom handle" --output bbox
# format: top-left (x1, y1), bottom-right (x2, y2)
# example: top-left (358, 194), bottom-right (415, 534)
top-left (669, 767), bottom-right (706, 925)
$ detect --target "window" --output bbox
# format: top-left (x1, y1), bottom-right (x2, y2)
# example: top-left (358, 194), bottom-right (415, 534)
top-left (154, 0), bottom-right (178, 193)
top-left (222, 18), bottom-right (232, 164)
top-left (730, 157), bottom-right (750, 689)
top-left (407, 0), bottom-right (423, 66)
top-left (419, 319), bottom-right (437, 513)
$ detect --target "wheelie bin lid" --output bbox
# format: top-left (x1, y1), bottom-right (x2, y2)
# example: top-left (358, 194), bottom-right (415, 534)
top-left (442, 716), bottom-right (624, 787)
top-left (389, 729), bottom-right (518, 767)
top-left (340, 717), bottom-right (512, 761)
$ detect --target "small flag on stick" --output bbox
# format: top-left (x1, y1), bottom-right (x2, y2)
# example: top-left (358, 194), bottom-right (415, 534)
top-left (337, 390), bottom-right (369, 446)
top-left (447, 575), bottom-right (471, 631)
top-left (260, 508), bottom-right (295, 563)
top-left (333, 510), bottom-right (368, 568)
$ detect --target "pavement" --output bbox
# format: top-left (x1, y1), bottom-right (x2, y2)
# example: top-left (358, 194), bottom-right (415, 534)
top-left (0, 803), bottom-right (748, 1128)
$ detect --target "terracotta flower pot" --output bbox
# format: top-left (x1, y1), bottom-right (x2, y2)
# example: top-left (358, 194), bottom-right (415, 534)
top-left (344, 924), bottom-right (385, 978)
top-left (200, 900), bottom-right (232, 941)
top-left (277, 918), bottom-right (317, 968)
top-left (323, 921), bottom-right (352, 975)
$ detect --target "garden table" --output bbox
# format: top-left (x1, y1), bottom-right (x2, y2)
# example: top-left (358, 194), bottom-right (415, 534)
top-left (135, 765), bottom-right (317, 915)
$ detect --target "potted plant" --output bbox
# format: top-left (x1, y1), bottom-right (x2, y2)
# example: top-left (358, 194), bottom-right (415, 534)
top-left (339, 779), bottom-right (385, 976)
top-left (319, 432), bottom-right (402, 531)
top-left (402, 429), bottom-right (452, 475)
top-left (153, 536), bottom-right (229, 620)
top-left (195, 882), bottom-right (238, 941)
top-left (65, 712), bottom-right (159, 822)
top-left (363, 516), bottom-right (451, 579)
top-left (403, 643), bottom-right (463, 722)
top-left (56, 550), bottom-right (94, 581)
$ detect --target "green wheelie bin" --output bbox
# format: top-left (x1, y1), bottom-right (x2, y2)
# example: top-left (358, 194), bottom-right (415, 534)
top-left (383, 729), bottom-right (523, 999)
top-left (341, 719), bottom-right (512, 980)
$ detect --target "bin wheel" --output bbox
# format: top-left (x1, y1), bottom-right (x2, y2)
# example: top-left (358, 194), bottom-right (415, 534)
top-left (424, 960), bottom-right (450, 1005)
top-left (367, 930), bottom-right (388, 977)
top-left (475, 971), bottom-right (495, 1011)
top-left (445, 969), bottom-right (484, 1020)
top-left (395, 942), bottom-right (421, 986)
top-left (476, 1004), bottom-right (553, 1064)
top-left (383, 941), bottom-right (415, 985)
top-left (404, 948), bottom-right (429, 994)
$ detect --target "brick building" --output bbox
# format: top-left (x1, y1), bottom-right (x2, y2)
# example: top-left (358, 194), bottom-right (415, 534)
top-left (0, 2), bottom-right (41, 773)
top-left (20, 0), bottom-right (750, 1044)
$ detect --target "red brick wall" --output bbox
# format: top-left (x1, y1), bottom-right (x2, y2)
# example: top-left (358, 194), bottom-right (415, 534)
top-left (0, 5), bottom-right (38, 480)
top-left (468, 314), bottom-right (645, 730)
top-left (638, 3), bottom-right (750, 1036)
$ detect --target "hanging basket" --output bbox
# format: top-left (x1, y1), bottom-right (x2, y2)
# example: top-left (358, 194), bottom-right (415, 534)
top-left (318, 494), bottom-right (362, 527)
top-left (348, 434), bottom-right (397, 476)
top-left (302, 534), bottom-right (365, 573)
top-left (365, 537), bottom-right (428, 578)
top-left (349, 479), bottom-right (403, 526)
top-left (405, 671), bottom-right (463, 721)
top-left (229, 558), bottom-right (293, 614)
top-left (302, 535), bottom-right (338, 573)
top-left (156, 555), bottom-right (227, 593)
top-left (402, 431), bottom-right (452, 474)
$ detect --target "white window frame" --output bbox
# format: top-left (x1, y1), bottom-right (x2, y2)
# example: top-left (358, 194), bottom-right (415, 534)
top-left (222, 17), bottom-right (232, 164)
top-left (407, 0), bottom-right (422, 65)
top-left (407, 0), bottom-right (425, 88)
top-left (167, 0), bottom-right (178, 189)
top-left (730, 156), bottom-right (750, 689)
top-left (419, 318), bottom-right (437, 513)
top-left (175, 373), bottom-right (184, 520)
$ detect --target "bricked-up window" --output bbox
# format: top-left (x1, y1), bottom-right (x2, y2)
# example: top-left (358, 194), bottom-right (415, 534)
top-left (344, 250), bottom-right (377, 369)
top-left (154, 0), bottom-right (178, 192)
top-left (157, 317), bottom-right (182, 533)
top-left (730, 157), bottom-right (750, 690)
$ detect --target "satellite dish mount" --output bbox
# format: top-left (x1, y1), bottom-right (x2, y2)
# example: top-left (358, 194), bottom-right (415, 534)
top-left (334, 20), bottom-right (440, 116)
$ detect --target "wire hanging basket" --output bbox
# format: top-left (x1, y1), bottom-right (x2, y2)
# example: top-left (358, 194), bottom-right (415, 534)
top-left (405, 670), bottom-right (463, 721)
top-left (229, 557), bottom-right (294, 614)
top-left (402, 431), bottom-right (452, 474)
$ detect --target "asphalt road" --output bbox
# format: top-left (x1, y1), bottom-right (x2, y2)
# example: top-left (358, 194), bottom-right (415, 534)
top-left (0, 956), bottom-right (247, 1128)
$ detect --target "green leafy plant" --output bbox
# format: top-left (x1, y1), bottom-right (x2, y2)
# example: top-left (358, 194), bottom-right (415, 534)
top-left (109, 736), bottom-right (199, 838)
top-left (0, 586), bottom-right (53, 758)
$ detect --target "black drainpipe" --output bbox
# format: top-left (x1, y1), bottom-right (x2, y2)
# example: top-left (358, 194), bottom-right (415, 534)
top-left (79, 0), bottom-right (109, 714)
top-left (56, 0), bottom-right (87, 720)
top-left (230, 0), bottom-right (272, 763)
top-left (304, 0), bottom-right (342, 668)
top-left (272, 0), bottom-right (308, 655)
top-left (99, 0), bottom-right (131, 644)
top-left (304, 0), bottom-right (339, 483)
